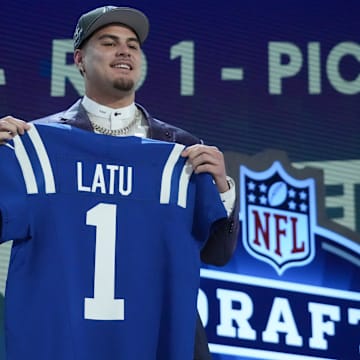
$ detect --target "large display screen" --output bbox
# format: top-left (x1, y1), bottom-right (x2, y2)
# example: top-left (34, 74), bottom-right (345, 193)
top-left (0, 1), bottom-right (359, 359)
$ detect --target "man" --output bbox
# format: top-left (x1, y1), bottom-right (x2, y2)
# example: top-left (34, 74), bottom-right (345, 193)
top-left (0, 6), bottom-right (239, 359)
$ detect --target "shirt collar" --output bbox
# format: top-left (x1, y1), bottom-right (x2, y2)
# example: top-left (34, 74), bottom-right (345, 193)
top-left (81, 96), bottom-right (136, 121)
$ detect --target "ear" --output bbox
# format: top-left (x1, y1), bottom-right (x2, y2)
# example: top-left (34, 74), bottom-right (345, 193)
top-left (74, 49), bottom-right (83, 65)
top-left (74, 49), bottom-right (85, 73)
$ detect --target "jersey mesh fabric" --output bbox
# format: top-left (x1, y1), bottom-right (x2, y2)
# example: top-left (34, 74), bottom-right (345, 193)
top-left (0, 124), bottom-right (227, 360)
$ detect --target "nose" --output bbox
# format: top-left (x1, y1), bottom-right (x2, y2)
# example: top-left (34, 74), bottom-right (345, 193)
top-left (115, 43), bottom-right (130, 57)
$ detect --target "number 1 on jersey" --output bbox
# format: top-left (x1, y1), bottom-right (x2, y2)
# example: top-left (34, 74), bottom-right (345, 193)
top-left (84, 203), bottom-right (125, 320)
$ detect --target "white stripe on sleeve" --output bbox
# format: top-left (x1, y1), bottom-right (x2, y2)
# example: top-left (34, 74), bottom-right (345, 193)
top-left (160, 144), bottom-right (185, 204)
top-left (177, 161), bottom-right (193, 208)
top-left (27, 125), bottom-right (56, 193)
top-left (13, 133), bottom-right (38, 194)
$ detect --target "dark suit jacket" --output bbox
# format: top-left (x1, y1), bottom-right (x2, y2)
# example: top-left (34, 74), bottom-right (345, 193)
top-left (34, 99), bottom-right (240, 360)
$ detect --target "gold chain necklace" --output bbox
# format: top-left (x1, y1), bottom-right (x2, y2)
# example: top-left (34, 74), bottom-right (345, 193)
top-left (90, 109), bottom-right (142, 136)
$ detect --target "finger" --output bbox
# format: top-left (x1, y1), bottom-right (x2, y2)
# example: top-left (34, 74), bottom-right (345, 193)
top-left (188, 153), bottom-right (218, 171)
top-left (0, 131), bottom-right (16, 144)
top-left (0, 117), bottom-right (30, 135)
top-left (182, 145), bottom-right (219, 161)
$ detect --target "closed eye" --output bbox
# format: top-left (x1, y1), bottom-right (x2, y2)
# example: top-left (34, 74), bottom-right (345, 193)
top-left (128, 42), bottom-right (139, 50)
top-left (102, 42), bottom-right (116, 47)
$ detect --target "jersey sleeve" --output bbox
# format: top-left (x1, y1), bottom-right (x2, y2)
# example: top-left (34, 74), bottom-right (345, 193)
top-left (192, 172), bottom-right (227, 246)
top-left (0, 143), bottom-right (30, 243)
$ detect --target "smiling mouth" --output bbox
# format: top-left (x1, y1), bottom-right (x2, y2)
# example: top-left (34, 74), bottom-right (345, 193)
top-left (112, 63), bottom-right (132, 70)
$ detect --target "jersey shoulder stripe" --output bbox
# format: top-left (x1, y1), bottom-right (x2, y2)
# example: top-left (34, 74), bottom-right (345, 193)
top-left (160, 143), bottom-right (185, 204)
top-left (13, 134), bottom-right (39, 194)
top-left (27, 125), bottom-right (56, 193)
top-left (12, 124), bottom-right (56, 194)
top-left (159, 143), bottom-right (194, 208)
top-left (178, 161), bottom-right (193, 208)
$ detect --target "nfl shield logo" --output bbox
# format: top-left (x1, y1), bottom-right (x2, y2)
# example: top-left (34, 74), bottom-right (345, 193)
top-left (240, 161), bottom-right (316, 275)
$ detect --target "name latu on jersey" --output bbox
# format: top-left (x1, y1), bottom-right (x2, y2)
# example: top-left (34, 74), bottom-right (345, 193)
top-left (77, 161), bottom-right (133, 196)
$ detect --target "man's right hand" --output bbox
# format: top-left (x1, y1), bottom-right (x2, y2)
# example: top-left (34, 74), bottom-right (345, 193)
top-left (0, 116), bottom-right (30, 144)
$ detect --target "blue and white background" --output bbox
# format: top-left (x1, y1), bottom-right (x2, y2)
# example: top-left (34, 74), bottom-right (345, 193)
top-left (1, 1), bottom-right (360, 359)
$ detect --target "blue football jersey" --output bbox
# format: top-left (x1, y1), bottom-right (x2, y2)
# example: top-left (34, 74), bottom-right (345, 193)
top-left (0, 124), bottom-right (227, 360)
